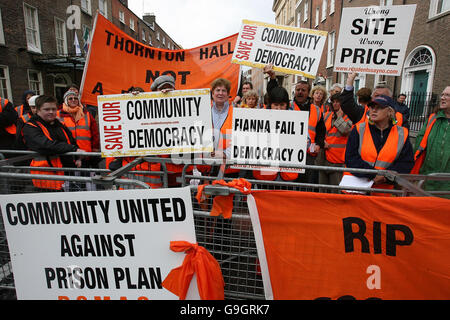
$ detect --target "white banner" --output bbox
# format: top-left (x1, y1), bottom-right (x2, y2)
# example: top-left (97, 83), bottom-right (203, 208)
top-left (97, 89), bottom-right (214, 157)
top-left (334, 5), bottom-right (416, 76)
top-left (231, 20), bottom-right (328, 79)
top-left (231, 108), bottom-right (309, 172)
top-left (0, 187), bottom-right (199, 300)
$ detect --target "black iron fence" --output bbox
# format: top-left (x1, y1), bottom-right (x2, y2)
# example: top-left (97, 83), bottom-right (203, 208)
top-left (403, 91), bottom-right (439, 133)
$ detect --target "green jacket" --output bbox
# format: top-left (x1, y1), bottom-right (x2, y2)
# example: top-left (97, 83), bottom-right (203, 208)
top-left (414, 109), bottom-right (450, 194)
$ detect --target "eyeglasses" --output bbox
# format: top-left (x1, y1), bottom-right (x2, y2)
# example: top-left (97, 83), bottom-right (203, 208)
top-left (68, 97), bottom-right (79, 101)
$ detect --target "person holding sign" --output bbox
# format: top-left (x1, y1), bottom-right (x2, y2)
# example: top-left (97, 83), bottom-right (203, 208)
top-left (22, 95), bottom-right (82, 192)
top-left (343, 95), bottom-right (414, 195)
top-left (252, 87), bottom-right (299, 182)
top-left (264, 64), bottom-right (325, 184)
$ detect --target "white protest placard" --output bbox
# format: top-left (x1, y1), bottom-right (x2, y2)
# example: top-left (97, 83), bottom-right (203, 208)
top-left (231, 20), bottom-right (327, 79)
top-left (97, 89), bottom-right (214, 157)
top-left (231, 108), bottom-right (309, 172)
top-left (334, 5), bottom-right (416, 76)
top-left (0, 187), bottom-right (200, 300)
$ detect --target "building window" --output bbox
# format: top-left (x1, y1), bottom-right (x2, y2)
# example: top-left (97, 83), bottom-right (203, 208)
top-left (330, 0), bottom-right (335, 14)
top-left (315, 6), bottom-right (320, 27)
top-left (0, 66), bottom-right (12, 101)
top-left (409, 48), bottom-right (433, 66)
top-left (81, 0), bottom-right (92, 15)
top-left (99, 0), bottom-right (107, 17)
top-left (24, 3), bottom-right (41, 53)
top-left (119, 11), bottom-right (125, 24)
top-left (55, 18), bottom-right (67, 56)
top-left (322, 0), bottom-right (327, 21)
top-left (130, 18), bottom-right (135, 31)
top-left (303, 2), bottom-right (308, 22)
top-left (162, 36), bottom-right (165, 46)
top-left (296, 10), bottom-right (302, 27)
top-left (142, 30), bottom-right (146, 42)
top-left (429, 0), bottom-right (450, 18)
top-left (149, 37), bottom-right (153, 46)
top-left (0, 9), bottom-right (5, 45)
top-left (327, 31), bottom-right (335, 67)
top-left (156, 31), bottom-right (160, 41)
top-left (28, 70), bottom-right (43, 95)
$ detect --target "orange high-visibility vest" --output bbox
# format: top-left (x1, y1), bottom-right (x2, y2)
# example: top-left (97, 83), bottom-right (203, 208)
top-left (57, 111), bottom-right (93, 152)
top-left (343, 122), bottom-right (408, 192)
top-left (252, 170), bottom-right (298, 181)
top-left (0, 98), bottom-right (17, 134)
top-left (26, 121), bottom-right (71, 190)
top-left (121, 157), bottom-right (162, 189)
top-left (411, 113), bottom-right (438, 174)
top-left (323, 111), bottom-right (351, 164)
top-left (290, 101), bottom-right (321, 155)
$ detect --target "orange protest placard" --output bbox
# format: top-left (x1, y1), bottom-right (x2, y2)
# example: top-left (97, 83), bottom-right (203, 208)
top-left (248, 191), bottom-right (450, 300)
top-left (80, 13), bottom-right (239, 107)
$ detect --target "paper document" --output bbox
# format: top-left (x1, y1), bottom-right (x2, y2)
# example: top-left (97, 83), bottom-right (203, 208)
top-left (339, 175), bottom-right (374, 194)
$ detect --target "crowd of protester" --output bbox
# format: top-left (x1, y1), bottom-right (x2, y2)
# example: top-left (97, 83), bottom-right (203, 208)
top-left (0, 66), bottom-right (448, 196)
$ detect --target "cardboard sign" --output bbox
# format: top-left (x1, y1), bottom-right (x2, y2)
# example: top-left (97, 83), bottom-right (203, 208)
top-left (80, 13), bottom-right (239, 107)
top-left (248, 191), bottom-right (450, 300)
top-left (97, 89), bottom-right (213, 157)
top-left (0, 187), bottom-right (200, 300)
top-left (334, 5), bottom-right (416, 76)
top-left (231, 20), bottom-right (327, 79)
top-left (231, 108), bottom-right (308, 172)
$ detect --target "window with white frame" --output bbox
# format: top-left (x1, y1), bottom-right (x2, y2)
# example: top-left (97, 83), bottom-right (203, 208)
top-left (24, 3), bottom-right (41, 53)
top-left (142, 30), bottom-right (146, 42)
top-left (0, 9), bottom-right (5, 45)
top-left (296, 9), bottom-right (302, 27)
top-left (322, 0), bottom-right (327, 21)
top-left (99, 0), bottom-right (107, 17)
top-left (119, 11), bottom-right (125, 24)
top-left (315, 6), bottom-right (320, 27)
top-left (149, 37), bottom-right (153, 46)
top-left (162, 36), bottom-right (165, 46)
top-left (130, 18), bottom-right (135, 31)
top-left (330, 0), bottom-right (335, 14)
top-left (0, 66), bottom-right (12, 101)
top-left (54, 18), bottom-right (67, 56)
top-left (156, 31), bottom-right (160, 41)
top-left (327, 31), bottom-right (335, 67)
top-left (28, 70), bottom-right (43, 95)
top-left (304, 1), bottom-right (308, 22)
top-left (81, 0), bottom-right (92, 15)
top-left (429, 0), bottom-right (450, 18)
top-left (380, 0), bottom-right (393, 5)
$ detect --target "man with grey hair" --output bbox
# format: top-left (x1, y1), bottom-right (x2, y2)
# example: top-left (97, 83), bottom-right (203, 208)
top-left (323, 83), bottom-right (343, 113)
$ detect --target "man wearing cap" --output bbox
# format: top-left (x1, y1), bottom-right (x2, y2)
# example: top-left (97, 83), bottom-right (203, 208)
top-left (343, 93), bottom-right (414, 194)
top-left (150, 74), bottom-right (176, 92)
top-left (340, 72), bottom-right (409, 129)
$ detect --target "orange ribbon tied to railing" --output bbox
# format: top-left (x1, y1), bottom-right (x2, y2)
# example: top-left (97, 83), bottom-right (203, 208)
top-left (162, 241), bottom-right (225, 300)
top-left (196, 178), bottom-right (252, 219)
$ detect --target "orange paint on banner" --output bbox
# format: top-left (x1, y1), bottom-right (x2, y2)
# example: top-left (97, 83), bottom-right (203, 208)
top-left (250, 191), bottom-right (450, 300)
top-left (81, 13), bottom-right (239, 107)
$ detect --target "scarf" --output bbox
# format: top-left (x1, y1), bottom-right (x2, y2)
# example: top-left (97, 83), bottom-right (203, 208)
top-left (62, 103), bottom-right (84, 123)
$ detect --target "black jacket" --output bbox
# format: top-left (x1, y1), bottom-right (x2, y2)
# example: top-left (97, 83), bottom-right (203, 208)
top-left (0, 98), bottom-right (18, 148)
top-left (23, 115), bottom-right (79, 167)
top-left (345, 123), bottom-right (414, 180)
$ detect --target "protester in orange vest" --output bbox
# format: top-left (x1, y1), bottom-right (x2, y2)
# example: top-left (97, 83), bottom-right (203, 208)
top-left (264, 63), bottom-right (325, 184)
top-left (57, 90), bottom-right (100, 153)
top-left (0, 96), bottom-right (18, 150)
top-left (412, 85), bottom-right (450, 195)
top-left (340, 72), bottom-right (407, 129)
top-left (15, 90), bottom-right (35, 121)
top-left (15, 95), bottom-right (39, 151)
top-left (22, 95), bottom-right (82, 191)
top-left (319, 93), bottom-right (353, 188)
top-left (343, 95), bottom-right (414, 195)
top-left (198, 77), bottom-right (239, 177)
top-left (108, 85), bottom-right (163, 189)
top-left (252, 87), bottom-right (299, 182)
top-left (311, 85), bottom-right (328, 117)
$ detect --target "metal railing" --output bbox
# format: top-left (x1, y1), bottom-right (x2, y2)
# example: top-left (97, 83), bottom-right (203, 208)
top-left (0, 150), bottom-right (449, 300)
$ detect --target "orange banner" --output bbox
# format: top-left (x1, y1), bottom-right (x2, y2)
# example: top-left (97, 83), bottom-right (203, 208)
top-left (248, 191), bottom-right (450, 300)
top-left (80, 14), bottom-right (240, 107)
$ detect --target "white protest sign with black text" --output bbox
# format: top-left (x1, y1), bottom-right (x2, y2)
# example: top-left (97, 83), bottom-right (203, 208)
top-left (0, 187), bottom-right (199, 300)
top-left (97, 89), bottom-right (214, 157)
top-left (334, 5), bottom-right (416, 76)
top-left (231, 20), bottom-right (327, 79)
top-left (231, 108), bottom-right (309, 172)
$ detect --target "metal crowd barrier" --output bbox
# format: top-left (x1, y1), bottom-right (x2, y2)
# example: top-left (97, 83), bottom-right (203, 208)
top-left (0, 150), bottom-right (449, 300)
